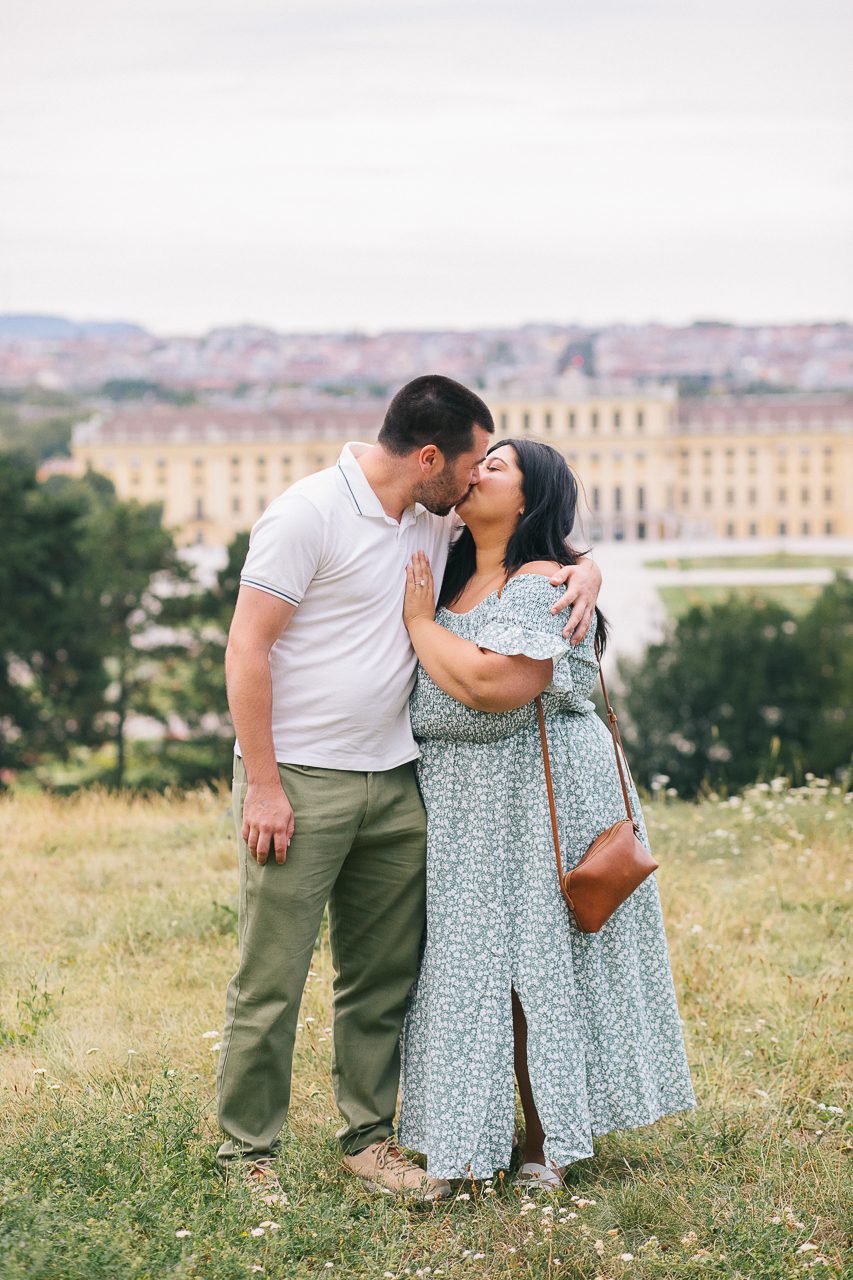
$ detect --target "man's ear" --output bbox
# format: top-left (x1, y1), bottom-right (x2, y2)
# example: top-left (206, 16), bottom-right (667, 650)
top-left (418, 444), bottom-right (442, 474)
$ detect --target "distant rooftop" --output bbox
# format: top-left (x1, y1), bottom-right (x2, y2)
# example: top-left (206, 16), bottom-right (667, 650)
top-left (679, 393), bottom-right (853, 433)
top-left (73, 404), bottom-right (384, 446)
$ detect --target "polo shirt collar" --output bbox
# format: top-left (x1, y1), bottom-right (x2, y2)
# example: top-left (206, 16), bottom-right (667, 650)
top-left (337, 442), bottom-right (428, 526)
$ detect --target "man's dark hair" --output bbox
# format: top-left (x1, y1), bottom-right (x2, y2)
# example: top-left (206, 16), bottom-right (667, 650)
top-left (378, 375), bottom-right (494, 461)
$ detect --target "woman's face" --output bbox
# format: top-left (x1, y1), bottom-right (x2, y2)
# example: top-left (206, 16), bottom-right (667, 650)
top-left (456, 444), bottom-right (524, 525)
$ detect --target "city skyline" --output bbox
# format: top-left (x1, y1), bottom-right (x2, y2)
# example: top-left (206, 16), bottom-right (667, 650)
top-left (2, 1), bottom-right (852, 333)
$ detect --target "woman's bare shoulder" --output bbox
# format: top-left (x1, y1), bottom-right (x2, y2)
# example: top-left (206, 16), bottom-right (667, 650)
top-left (511, 560), bottom-right (562, 579)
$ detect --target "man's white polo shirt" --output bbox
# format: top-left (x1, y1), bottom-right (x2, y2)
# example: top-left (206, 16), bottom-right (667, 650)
top-left (235, 442), bottom-right (455, 771)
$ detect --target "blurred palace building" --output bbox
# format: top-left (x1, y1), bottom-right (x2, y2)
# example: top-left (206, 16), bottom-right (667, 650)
top-left (68, 389), bottom-right (852, 547)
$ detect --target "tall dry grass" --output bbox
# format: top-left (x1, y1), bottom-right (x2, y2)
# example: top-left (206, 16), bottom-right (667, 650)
top-left (0, 781), bottom-right (849, 1279)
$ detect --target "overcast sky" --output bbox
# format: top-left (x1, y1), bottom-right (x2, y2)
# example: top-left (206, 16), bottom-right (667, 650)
top-left (1, 0), bottom-right (851, 334)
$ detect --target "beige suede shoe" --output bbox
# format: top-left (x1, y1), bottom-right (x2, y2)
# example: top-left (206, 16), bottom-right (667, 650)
top-left (342, 1138), bottom-right (451, 1201)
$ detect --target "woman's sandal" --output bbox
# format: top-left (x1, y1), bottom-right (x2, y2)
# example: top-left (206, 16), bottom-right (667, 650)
top-left (514, 1161), bottom-right (563, 1191)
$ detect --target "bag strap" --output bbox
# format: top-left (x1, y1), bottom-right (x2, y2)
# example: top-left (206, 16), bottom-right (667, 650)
top-left (535, 647), bottom-right (636, 862)
top-left (594, 651), bottom-right (635, 826)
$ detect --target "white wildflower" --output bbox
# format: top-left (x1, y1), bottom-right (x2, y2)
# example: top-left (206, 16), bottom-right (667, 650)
top-left (797, 1243), bottom-right (819, 1254)
top-left (175, 1229), bottom-right (191, 1238)
top-left (201, 1030), bottom-right (220, 1038)
top-left (250, 1227), bottom-right (265, 1237)
top-left (620, 1253), bottom-right (634, 1262)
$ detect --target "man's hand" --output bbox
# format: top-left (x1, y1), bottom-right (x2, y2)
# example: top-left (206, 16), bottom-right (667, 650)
top-left (242, 780), bottom-right (295, 865)
top-left (549, 559), bottom-right (603, 644)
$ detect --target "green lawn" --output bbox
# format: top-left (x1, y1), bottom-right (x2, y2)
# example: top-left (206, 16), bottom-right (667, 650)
top-left (0, 785), bottom-right (850, 1279)
top-left (657, 583), bottom-right (825, 618)
top-left (644, 553), bottom-right (853, 572)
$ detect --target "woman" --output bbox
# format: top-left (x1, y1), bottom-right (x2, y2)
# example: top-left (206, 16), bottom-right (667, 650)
top-left (397, 439), bottom-right (695, 1186)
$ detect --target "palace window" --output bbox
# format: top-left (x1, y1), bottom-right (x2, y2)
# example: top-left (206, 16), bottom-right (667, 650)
top-left (544, 411), bottom-right (553, 433)
top-left (613, 485), bottom-right (622, 512)
top-left (636, 409), bottom-right (644, 431)
top-left (522, 412), bottom-right (531, 433)
top-left (500, 412), bottom-right (508, 431)
top-left (590, 411), bottom-right (599, 433)
top-left (637, 485), bottom-right (645, 511)
top-left (567, 411), bottom-right (576, 432)
top-left (613, 410), bottom-right (621, 431)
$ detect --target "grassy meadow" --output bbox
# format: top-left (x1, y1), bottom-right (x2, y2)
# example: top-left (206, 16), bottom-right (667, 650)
top-left (655, 584), bottom-right (825, 619)
top-left (0, 782), bottom-right (850, 1280)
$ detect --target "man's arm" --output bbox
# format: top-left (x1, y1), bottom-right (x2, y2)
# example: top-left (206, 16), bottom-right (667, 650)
top-left (225, 586), bottom-right (297, 866)
top-left (549, 556), bottom-right (603, 644)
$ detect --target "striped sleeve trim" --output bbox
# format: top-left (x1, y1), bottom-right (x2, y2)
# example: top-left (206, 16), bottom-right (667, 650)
top-left (240, 576), bottom-right (302, 606)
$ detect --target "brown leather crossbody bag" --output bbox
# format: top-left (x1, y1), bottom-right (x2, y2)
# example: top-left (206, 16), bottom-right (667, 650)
top-left (535, 660), bottom-right (658, 933)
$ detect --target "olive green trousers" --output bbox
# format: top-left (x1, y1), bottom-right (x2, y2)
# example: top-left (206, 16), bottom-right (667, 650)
top-left (216, 756), bottom-right (427, 1161)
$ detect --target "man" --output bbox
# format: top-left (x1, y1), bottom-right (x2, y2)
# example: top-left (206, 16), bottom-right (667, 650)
top-left (217, 375), bottom-right (601, 1202)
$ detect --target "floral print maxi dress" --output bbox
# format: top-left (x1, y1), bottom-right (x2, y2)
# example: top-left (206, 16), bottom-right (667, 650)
top-left (398, 574), bottom-right (695, 1180)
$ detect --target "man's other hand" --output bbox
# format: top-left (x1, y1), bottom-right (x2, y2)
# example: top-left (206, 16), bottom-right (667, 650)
top-left (549, 559), bottom-right (603, 644)
top-left (242, 780), bottom-right (295, 865)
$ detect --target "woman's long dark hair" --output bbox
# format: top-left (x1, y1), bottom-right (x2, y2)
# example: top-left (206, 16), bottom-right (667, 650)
top-left (438, 438), bottom-right (608, 654)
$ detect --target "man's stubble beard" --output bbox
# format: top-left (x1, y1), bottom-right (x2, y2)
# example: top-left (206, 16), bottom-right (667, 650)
top-left (413, 475), bottom-right (470, 518)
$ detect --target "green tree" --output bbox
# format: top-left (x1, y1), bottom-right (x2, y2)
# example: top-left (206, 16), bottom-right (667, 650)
top-left (73, 493), bottom-right (190, 787)
top-left (0, 453), bottom-right (107, 774)
top-left (796, 572), bottom-right (853, 776)
top-left (616, 591), bottom-right (842, 797)
top-left (148, 532), bottom-right (248, 785)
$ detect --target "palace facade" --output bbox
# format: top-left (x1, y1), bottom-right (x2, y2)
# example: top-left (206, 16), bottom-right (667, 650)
top-left (69, 391), bottom-right (852, 547)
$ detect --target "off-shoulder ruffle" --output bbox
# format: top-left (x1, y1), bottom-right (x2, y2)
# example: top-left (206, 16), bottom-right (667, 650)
top-left (475, 620), bottom-right (588, 693)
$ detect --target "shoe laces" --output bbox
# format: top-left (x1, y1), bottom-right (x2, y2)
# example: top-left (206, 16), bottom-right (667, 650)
top-left (374, 1136), bottom-right (415, 1173)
